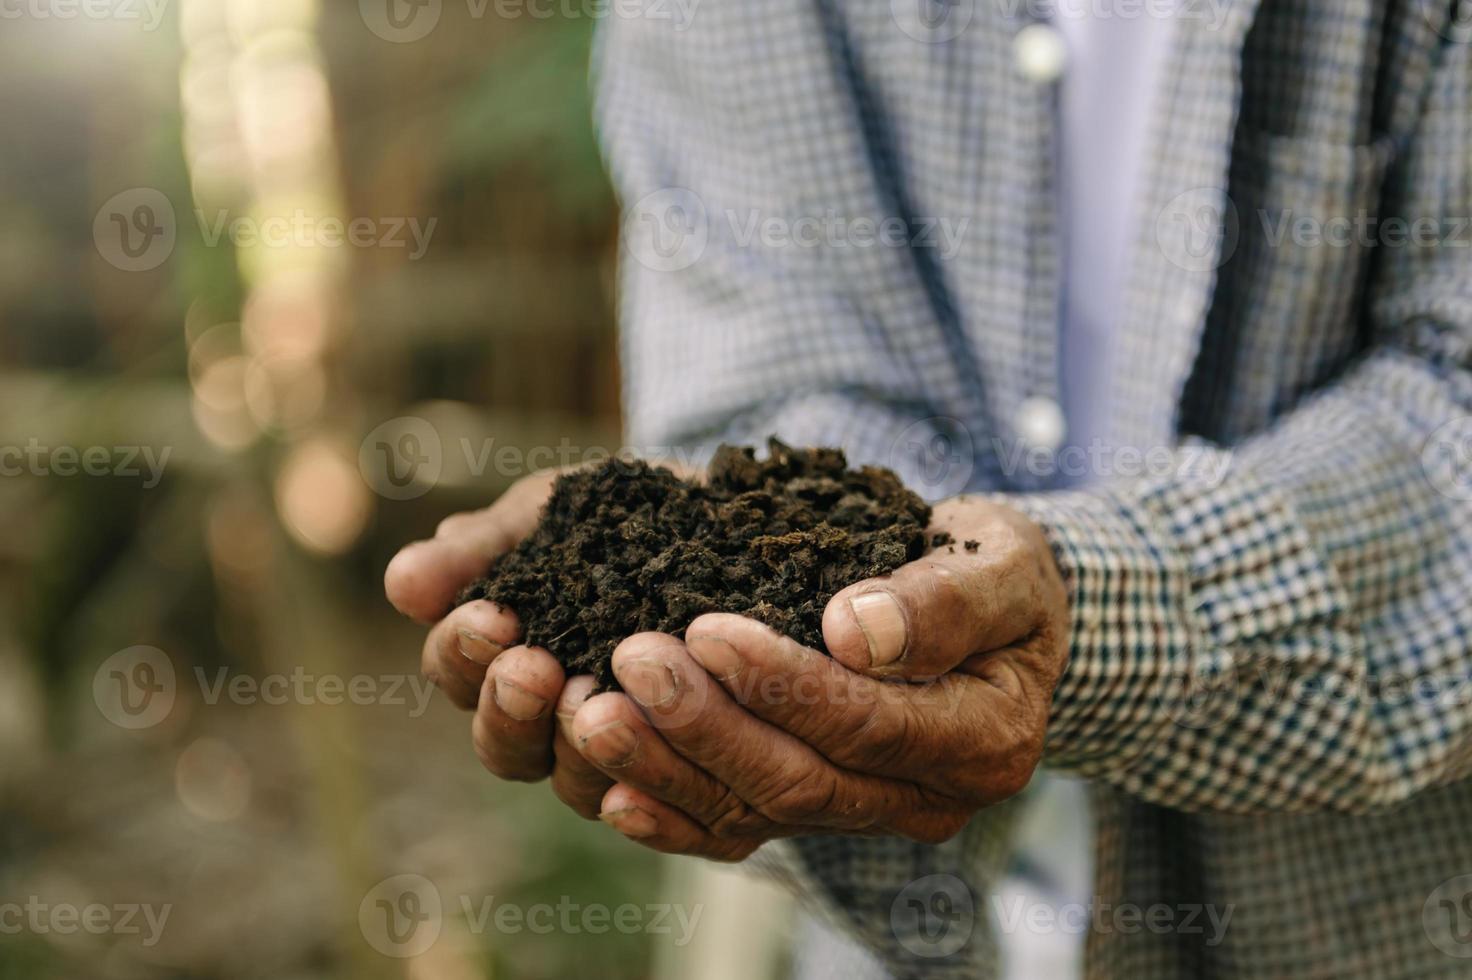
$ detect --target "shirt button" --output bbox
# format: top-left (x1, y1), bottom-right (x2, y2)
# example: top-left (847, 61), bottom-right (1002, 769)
top-left (1016, 396), bottom-right (1067, 452)
top-left (1013, 23), bottom-right (1067, 84)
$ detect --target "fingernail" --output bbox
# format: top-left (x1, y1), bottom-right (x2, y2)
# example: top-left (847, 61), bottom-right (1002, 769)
top-left (850, 592), bottom-right (907, 667)
top-left (621, 660), bottom-right (680, 709)
top-left (686, 634), bottom-right (742, 679)
top-left (580, 720), bottom-right (639, 768)
top-left (493, 676), bottom-right (548, 721)
top-left (599, 805), bottom-right (658, 838)
top-left (457, 629), bottom-right (504, 666)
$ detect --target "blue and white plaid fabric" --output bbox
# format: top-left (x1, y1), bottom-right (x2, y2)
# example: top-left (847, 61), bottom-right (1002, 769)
top-left (593, 1), bottom-right (1472, 976)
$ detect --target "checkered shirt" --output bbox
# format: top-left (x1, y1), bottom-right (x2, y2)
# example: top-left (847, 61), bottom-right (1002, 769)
top-left (592, 0), bottom-right (1472, 976)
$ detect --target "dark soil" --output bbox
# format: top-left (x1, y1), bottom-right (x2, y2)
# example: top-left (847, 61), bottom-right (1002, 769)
top-left (456, 439), bottom-right (932, 691)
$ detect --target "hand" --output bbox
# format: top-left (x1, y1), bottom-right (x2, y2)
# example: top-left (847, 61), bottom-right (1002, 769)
top-left (383, 468), bottom-right (618, 819)
top-left (567, 496), bottom-right (1070, 859)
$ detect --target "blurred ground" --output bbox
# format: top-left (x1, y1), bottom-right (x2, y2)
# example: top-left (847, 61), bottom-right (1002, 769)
top-left (0, 2), bottom-right (789, 977)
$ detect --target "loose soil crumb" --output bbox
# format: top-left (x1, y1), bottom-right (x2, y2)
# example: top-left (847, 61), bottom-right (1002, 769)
top-left (457, 439), bottom-right (932, 691)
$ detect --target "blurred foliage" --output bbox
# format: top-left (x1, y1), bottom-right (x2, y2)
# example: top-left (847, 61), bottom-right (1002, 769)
top-left (0, 5), bottom-right (677, 980)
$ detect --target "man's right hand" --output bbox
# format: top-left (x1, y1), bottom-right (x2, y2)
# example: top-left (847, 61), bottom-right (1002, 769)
top-left (383, 469), bottom-right (616, 818)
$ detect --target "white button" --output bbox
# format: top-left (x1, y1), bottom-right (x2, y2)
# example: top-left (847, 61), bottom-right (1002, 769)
top-left (1013, 23), bottom-right (1067, 84)
top-left (1016, 396), bottom-right (1067, 452)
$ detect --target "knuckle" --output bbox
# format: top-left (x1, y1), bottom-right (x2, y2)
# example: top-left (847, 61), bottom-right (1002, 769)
top-left (705, 788), bottom-right (761, 839)
top-left (926, 561), bottom-right (971, 612)
top-left (434, 511), bottom-right (479, 539)
top-left (756, 771), bottom-right (841, 826)
top-left (858, 701), bottom-right (924, 772)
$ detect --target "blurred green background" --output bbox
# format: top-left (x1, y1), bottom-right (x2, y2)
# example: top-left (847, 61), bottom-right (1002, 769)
top-left (0, 1), bottom-right (792, 977)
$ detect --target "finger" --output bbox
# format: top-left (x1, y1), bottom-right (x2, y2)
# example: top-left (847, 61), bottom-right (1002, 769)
top-left (822, 499), bottom-right (1053, 678)
top-left (604, 633), bottom-right (957, 841)
top-left (550, 675), bottom-right (614, 818)
top-left (571, 688), bottom-right (780, 839)
top-left (421, 599), bottom-right (521, 710)
top-left (597, 785), bottom-right (760, 862)
top-left (470, 645), bottom-right (563, 782)
top-left (384, 471), bottom-right (555, 623)
top-left (686, 612), bottom-right (994, 785)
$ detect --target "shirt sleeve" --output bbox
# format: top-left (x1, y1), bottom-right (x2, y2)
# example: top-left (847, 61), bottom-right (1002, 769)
top-left (1010, 34), bottom-right (1472, 815)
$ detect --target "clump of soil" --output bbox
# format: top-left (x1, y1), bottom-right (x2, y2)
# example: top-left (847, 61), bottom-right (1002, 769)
top-left (457, 439), bottom-right (931, 691)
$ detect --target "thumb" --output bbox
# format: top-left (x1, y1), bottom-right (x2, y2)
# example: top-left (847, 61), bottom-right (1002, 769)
top-left (822, 547), bottom-right (1045, 680)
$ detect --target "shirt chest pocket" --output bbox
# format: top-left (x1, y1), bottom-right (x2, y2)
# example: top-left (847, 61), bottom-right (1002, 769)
top-left (1192, 129), bottom-right (1402, 438)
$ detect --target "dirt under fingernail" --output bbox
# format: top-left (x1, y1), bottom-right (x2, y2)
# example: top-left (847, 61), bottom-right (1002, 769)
top-left (455, 439), bottom-right (932, 693)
